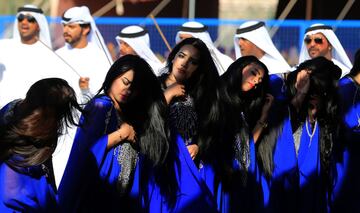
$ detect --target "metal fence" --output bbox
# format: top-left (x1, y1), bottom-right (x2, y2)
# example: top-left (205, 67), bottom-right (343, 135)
top-left (1, 17), bottom-right (360, 65)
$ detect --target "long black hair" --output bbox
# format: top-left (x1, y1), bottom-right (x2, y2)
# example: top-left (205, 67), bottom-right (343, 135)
top-left (98, 55), bottom-right (177, 203)
top-left (161, 37), bottom-right (222, 162)
top-left (218, 56), bottom-right (269, 186)
top-left (220, 56), bottom-right (270, 130)
top-left (0, 78), bottom-right (82, 171)
top-left (98, 54), bottom-right (170, 168)
top-left (289, 57), bottom-right (341, 189)
top-left (258, 57), bottom-right (341, 180)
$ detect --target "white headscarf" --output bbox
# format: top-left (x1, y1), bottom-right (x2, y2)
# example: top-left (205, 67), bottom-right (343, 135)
top-left (298, 23), bottom-right (352, 77)
top-left (234, 21), bottom-right (291, 75)
top-left (12, 4), bottom-right (52, 48)
top-left (62, 6), bottom-right (113, 64)
top-left (115, 25), bottom-right (163, 76)
top-left (175, 21), bottom-right (233, 75)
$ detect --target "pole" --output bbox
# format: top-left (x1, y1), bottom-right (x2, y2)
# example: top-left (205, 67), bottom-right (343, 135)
top-left (305, 0), bottom-right (312, 20)
top-left (188, 0), bottom-right (195, 19)
top-left (149, 14), bottom-right (172, 52)
top-left (269, 0), bottom-right (298, 38)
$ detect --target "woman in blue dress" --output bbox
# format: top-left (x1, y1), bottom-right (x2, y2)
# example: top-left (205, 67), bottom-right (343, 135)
top-left (58, 55), bottom-right (175, 212)
top-left (158, 37), bottom-right (221, 212)
top-left (289, 57), bottom-right (341, 212)
top-left (217, 55), bottom-right (272, 212)
top-left (332, 49), bottom-right (360, 212)
top-left (0, 78), bottom-right (82, 212)
top-left (257, 57), bottom-right (341, 212)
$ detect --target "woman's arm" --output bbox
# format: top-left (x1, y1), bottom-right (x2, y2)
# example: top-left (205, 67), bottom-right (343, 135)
top-left (107, 122), bottom-right (136, 150)
top-left (253, 94), bottom-right (274, 143)
top-left (291, 70), bottom-right (310, 111)
top-left (163, 83), bottom-right (185, 104)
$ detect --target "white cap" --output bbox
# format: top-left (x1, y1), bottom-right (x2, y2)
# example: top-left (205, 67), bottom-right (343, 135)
top-left (298, 23), bottom-right (352, 77)
top-left (13, 4), bottom-right (52, 48)
top-left (116, 25), bottom-right (163, 76)
top-left (234, 21), bottom-right (291, 75)
top-left (176, 21), bottom-right (234, 75)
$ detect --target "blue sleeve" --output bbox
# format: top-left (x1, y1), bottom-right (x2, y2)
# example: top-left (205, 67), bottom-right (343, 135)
top-left (0, 164), bottom-right (57, 213)
top-left (332, 77), bottom-right (360, 211)
top-left (166, 134), bottom-right (218, 212)
top-left (261, 117), bottom-right (298, 212)
top-left (58, 97), bottom-right (115, 211)
top-left (269, 74), bottom-right (287, 102)
top-left (0, 99), bottom-right (20, 126)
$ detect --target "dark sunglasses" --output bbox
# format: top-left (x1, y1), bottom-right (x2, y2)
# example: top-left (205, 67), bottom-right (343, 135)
top-left (304, 37), bottom-right (323, 45)
top-left (17, 14), bottom-right (36, 23)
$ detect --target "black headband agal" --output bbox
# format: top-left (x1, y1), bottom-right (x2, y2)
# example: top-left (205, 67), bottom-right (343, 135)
top-left (179, 25), bottom-right (208, 33)
top-left (61, 14), bottom-right (71, 22)
top-left (118, 28), bottom-right (148, 38)
top-left (305, 25), bottom-right (333, 33)
top-left (17, 7), bottom-right (43, 14)
top-left (236, 21), bottom-right (265, 34)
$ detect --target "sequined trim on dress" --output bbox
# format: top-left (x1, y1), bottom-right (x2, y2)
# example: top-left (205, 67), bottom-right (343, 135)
top-left (169, 95), bottom-right (198, 145)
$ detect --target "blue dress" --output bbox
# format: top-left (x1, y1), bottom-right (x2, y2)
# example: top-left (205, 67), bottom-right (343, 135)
top-left (0, 161), bottom-right (58, 213)
top-left (0, 101), bottom-right (58, 213)
top-left (162, 93), bottom-right (218, 212)
top-left (58, 96), bottom-right (145, 212)
top-left (269, 74), bottom-right (287, 102)
top-left (332, 76), bottom-right (360, 212)
top-left (259, 75), bottom-right (298, 212)
top-left (198, 141), bottom-right (257, 212)
top-left (166, 134), bottom-right (218, 212)
top-left (199, 112), bottom-right (260, 212)
top-left (222, 137), bottom-right (261, 213)
top-left (259, 115), bottom-right (298, 212)
top-left (296, 119), bottom-right (325, 212)
top-left (59, 95), bottom-right (217, 212)
top-left (259, 111), bottom-right (327, 212)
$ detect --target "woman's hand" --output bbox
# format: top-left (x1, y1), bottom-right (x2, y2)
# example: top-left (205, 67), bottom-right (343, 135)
top-left (292, 69), bottom-right (310, 109)
top-left (260, 94), bottom-right (274, 121)
top-left (79, 77), bottom-right (90, 90)
top-left (295, 69), bottom-right (310, 95)
top-left (253, 94), bottom-right (274, 143)
top-left (187, 144), bottom-right (199, 160)
top-left (164, 83), bottom-right (185, 104)
top-left (107, 122), bottom-right (136, 149)
top-left (118, 123), bottom-right (136, 143)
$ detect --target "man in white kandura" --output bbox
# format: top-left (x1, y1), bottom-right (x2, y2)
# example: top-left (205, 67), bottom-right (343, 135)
top-left (0, 4), bottom-right (80, 108)
top-left (0, 5), bottom-right (83, 189)
top-left (53, 6), bottom-right (114, 188)
top-left (56, 6), bottom-right (112, 103)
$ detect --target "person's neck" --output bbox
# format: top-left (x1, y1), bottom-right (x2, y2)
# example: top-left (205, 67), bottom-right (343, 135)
top-left (307, 107), bottom-right (318, 130)
top-left (256, 51), bottom-right (265, 60)
top-left (166, 73), bottom-right (177, 87)
top-left (71, 38), bottom-right (88, 49)
top-left (324, 52), bottom-right (333, 61)
top-left (21, 37), bottom-right (38, 45)
top-left (308, 114), bottom-right (316, 124)
top-left (109, 95), bottom-right (121, 112)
